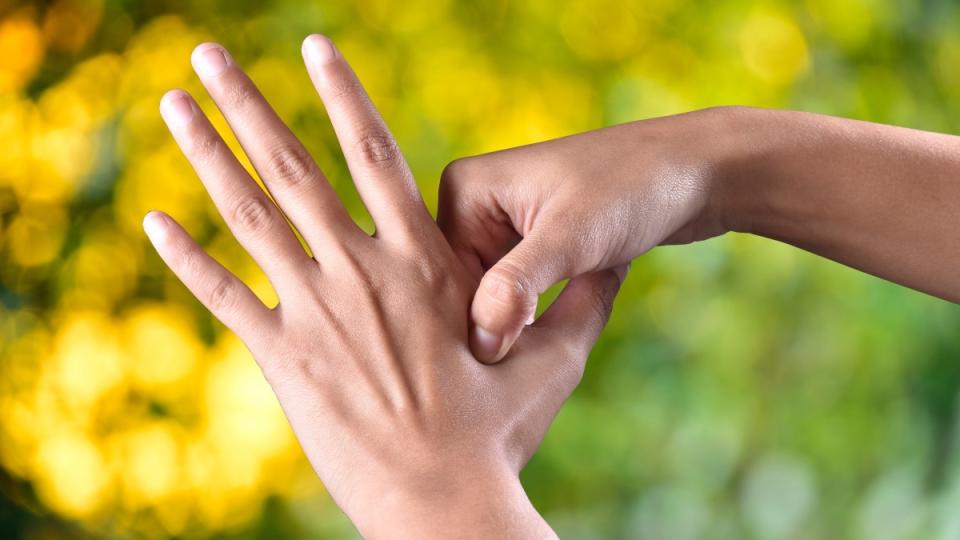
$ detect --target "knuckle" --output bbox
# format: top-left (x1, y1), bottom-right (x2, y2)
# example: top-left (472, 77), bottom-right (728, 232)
top-left (482, 264), bottom-right (536, 311)
top-left (355, 132), bottom-right (401, 168)
top-left (265, 143), bottom-right (316, 187)
top-left (437, 158), bottom-right (482, 231)
top-left (232, 196), bottom-right (273, 233)
top-left (439, 157), bottom-right (469, 187)
top-left (439, 157), bottom-right (485, 211)
top-left (206, 275), bottom-right (236, 311)
top-left (440, 157), bottom-right (481, 197)
top-left (438, 160), bottom-right (461, 202)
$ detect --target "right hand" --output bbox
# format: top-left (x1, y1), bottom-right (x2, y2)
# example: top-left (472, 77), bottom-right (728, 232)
top-left (438, 107), bottom-right (741, 363)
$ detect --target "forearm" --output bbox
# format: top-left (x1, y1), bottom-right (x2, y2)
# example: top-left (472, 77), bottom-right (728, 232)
top-left (717, 106), bottom-right (960, 302)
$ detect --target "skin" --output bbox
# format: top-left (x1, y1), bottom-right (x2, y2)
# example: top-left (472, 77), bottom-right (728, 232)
top-left (439, 106), bottom-right (960, 363)
top-left (146, 35), bottom-right (626, 538)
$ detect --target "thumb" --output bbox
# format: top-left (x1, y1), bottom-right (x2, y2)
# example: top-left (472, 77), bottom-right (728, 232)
top-left (470, 230), bottom-right (578, 363)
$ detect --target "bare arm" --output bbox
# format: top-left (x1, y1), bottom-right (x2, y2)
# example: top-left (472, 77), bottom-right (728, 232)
top-left (719, 107), bottom-right (960, 303)
top-left (438, 106), bottom-right (960, 362)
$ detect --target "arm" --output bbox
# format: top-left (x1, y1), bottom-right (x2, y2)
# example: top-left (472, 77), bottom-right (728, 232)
top-left (148, 35), bottom-right (623, 538)
top-left (438, 106), bottom-right (960, 363)
top-left (718, 107), bottom-right (960, 302)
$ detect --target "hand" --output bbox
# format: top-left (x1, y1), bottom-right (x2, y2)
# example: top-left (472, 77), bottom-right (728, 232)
top-left (440, 105), bottom-right (960, 364)
top-left (145, 35), bottom-right (623, 538)
top-left (439, 108), bottom-right (734, 362)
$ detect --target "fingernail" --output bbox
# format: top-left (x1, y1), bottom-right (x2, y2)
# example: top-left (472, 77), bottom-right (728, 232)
top-left (192, 43), bottom-right (231, 78)
top-left (142, 211), bottom-right (169, 243)
top-left (525, 311), bottom-right (535, 325)
top-left (472, 325), bottom-right (502, 363)
top-left (160, 91), bottom-right (194, 128)
top-left (303, 34), bottom-right (338, 65)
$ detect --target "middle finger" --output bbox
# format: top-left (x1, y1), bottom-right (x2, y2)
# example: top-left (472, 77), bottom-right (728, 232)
top-left (159, 89), bottom-right (311, 298)
top-left (191, 42), bottom-right (363, 253)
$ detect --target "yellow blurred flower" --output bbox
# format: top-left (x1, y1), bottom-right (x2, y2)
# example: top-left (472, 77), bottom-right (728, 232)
top-left (41, 53), bottom-right (124, 129)
top-left (937, 33), bottom-right (960, 100)
top-left (49, 309), bottom-right (125, 408)
top-left (740, 9), bottom-right (811, 86)
top-left (805, 0), bottom-right (875, 51)
top-left (121, 303), bottom-right (202, 392)
top-left (0, 96), bottom-right (36, 191)
top-left (410, 43), bottom-right (502, 135)
top-left (119, 16), bottom-right (206, 103)
top-left (60, 226), bottom-right (142, 310)
top-left (480, 73), bottom-right (595, 150)
top-left (42, 0), bottom-right (104, 53)
top-left (204, 334), bottom-right (294, 462)
top-left (114, 143), bottom-right (207, 236)
top-left (26, 120), bottom-right (96, 202)
top-left (247, 56), bottom-right (313, 122)
top-left (112, 421), bottom-right (185, 509)
top-left (0, 12), bottom-right (45, 93)
top-left (358, 0), bottom-right (452, 34)
top-left (559, 0), bottom-right (671, 62)
top-left (33, 429), bottom-right (111, 518)
top-left (7, 203), bottom-right (67, 267)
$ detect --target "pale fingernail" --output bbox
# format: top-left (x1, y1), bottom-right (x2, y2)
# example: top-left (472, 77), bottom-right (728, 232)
top-left (303, 34), bottom-right (338, 65)
top-left (192, 44), bottom-right (231, 78)
top-left (159, 90), bottom-right (194, 128)
top-left (472, 325), bottom-right (502, 363)
top-left (142, 211), bottom-right (169, 243)
top-left (525, 311), bottom-right (535, 325)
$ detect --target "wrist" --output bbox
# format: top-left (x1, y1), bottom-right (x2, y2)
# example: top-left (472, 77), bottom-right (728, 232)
top-left (352, 464), bottom-right (555, 539)
top-left (707, 105), bottom-right (796, 236)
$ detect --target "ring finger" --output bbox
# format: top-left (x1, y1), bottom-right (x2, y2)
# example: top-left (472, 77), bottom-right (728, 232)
top-left (159, 89), bottom-right (313, 298)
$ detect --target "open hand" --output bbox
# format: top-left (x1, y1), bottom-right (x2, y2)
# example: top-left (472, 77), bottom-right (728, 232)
top-left (145, 35), bottom-right (623, 538)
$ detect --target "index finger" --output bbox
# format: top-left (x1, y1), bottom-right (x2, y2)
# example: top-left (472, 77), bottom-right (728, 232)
top-left (301, 34), bottom-right (435, 243)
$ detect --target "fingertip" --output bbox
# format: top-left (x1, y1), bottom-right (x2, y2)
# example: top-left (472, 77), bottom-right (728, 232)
top-left (302, 33), bottom-right (339, 66)
top-left (191, 42), bottom-right (225, 63)
top-left (142, 210), bottom-right (170, 243)
top-left (191, 42), bottom-right (232, 78)
top-left (159, 89), bottom-right (195, 128)
top-left (160, 88), bottom-right (188, 105)
top-left (469, 266), bottom-right (540, 363)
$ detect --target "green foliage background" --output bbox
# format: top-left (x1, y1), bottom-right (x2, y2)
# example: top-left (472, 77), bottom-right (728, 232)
top-left (2, 0), bottom-right (960, 539)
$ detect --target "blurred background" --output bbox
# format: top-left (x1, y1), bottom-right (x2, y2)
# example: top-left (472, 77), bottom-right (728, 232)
top-left (2, 0), bottom-right (960, 538)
